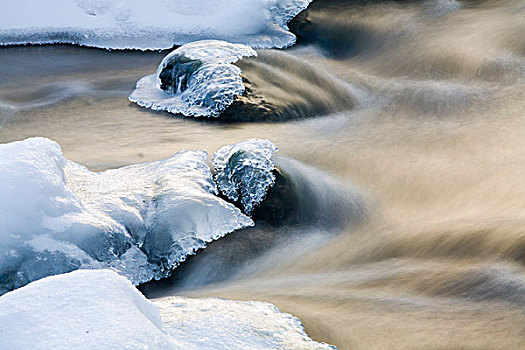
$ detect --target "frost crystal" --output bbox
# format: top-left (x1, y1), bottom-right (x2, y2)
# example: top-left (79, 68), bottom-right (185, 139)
top-left (212, 139), bottom-right (279, 215)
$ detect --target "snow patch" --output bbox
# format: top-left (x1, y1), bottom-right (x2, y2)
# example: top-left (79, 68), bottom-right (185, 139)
top-left (0, 0), bottom-right (312, 50)
top-left (0, 269), bottom-right (335, 350)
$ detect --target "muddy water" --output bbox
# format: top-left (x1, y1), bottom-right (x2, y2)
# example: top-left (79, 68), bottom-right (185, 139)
top-left (1, 0), bottom-right (525, 349)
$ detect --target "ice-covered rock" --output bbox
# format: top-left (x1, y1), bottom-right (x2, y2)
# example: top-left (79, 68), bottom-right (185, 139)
top-left (129, 40), bottom-right (256, 118)
top-left (0, 269), bottom-right (335, 350)
top-left (0, 0), bottom-right (312, 50)
top-left (0, 137), bottom-right (252, 294)
top-left (213, 139), bottom-right (279, 215)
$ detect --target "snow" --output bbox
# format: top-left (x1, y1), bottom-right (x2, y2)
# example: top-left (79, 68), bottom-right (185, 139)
top-left (0, 269), bottom-right (336, 350)
top-left (0, 0), bottom-right (312, 50)
top-left (0, 137), bottom-right (253, 294)
top-left (157, 296), bottom-right (336, 350)
top-left (213, 139), bottom-right (279, 215)
top-left (0, 270), bottom-right (171, 349)
top-left (129, 40), bottom-right (256, 118)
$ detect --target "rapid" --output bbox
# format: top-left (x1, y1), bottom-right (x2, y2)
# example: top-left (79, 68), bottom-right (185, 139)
top-left (1, 0), bottom-right (524, 349)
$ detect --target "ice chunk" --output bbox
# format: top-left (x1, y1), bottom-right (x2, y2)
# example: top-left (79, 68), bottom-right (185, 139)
top-left (129, 40), bottom-right (256, 118)
top-left (0, 0), bottom-right (312, 50)
top-left (213, 139), bottom-right (279, 215)
top-left (0, 269), bottom-right (335, 349)
top-left (0, 138), bottom-right (252, 294)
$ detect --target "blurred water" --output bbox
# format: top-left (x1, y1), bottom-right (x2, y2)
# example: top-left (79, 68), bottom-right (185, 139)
top-left (1, 0), bottom-right (525, 349)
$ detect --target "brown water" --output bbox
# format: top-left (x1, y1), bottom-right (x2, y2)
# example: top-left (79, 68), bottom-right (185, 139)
top-left (1, 0), bottom-right (525, 349)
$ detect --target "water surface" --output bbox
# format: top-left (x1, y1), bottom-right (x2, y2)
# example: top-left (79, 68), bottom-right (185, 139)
top-left (1, 1), bottom-right (525, 349)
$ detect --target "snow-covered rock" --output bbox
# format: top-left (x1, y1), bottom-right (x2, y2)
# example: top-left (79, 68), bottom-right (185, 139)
top-left (0, 0), bottom-right (312, 50)
top-left (129, 40), bottom-right (256, 117)
top-left (0, 269), bottom-right (336, 350)
top-left (213, 139), bottom-right (278, 215)
top-left (0, 137), bottom-right (253, 294)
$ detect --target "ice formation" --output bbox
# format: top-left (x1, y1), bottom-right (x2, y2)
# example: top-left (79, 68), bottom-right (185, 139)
top-left (157, 295), bottom-right (336, 350)
top-left (0, 137), bottom-right (253, 294)
top-left (213, 139), bottom-right (279, 215)
top-left (0, 270), bottom-right (335, 349)
top-left (129, 40), bottom-right (256, 118)
top-left (0, 0), bottom-right (312, 50)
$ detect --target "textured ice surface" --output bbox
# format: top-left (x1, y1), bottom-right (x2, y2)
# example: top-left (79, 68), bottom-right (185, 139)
top-left (0, 0), bottom-right (312, 50)
top-left (0, 138), bottom-right (252, 294)
top-left (157, 295), bottom-right (336, 350)
top-left (129, 40), bottom-right (257, 118)
top-left (213, 139), bottom-right (279, 215)
top-left (0, 270), bottom-right (335, 350)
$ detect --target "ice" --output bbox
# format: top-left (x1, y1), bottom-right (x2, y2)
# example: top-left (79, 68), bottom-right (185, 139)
top-left (0, 0), bottom-right (312, 50)
top-left (0, 269), bottom-right (335, 349)
top-left (0, 138), bottom-right (252, 294)
top-left (129, 40), bottom-right (256, 118)
top-left (0, 137), bottom-right (284, 293)
top-left (157, 295), bottom-right (336, 350)
top-left (213, 139), bottom-right (279, 215)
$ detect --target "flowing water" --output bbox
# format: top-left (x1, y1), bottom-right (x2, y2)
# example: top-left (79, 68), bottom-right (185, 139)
top-left (1, 0), bottom-right (525, 349)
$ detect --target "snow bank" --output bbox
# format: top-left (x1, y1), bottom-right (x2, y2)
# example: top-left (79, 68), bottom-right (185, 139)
top-left (0, 270), bottom-right (172, 349)
top-left (129, 40), bottom-right (256, 117)
top-left (213, 139), bottom-right (278, 215)
top-left (0, 137), bottom-right (253, 294)
top-left (0, 0), bottom-right (312, 50)
top-left (0, 270), bottom-right (335, 350)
